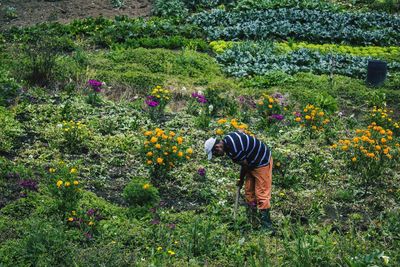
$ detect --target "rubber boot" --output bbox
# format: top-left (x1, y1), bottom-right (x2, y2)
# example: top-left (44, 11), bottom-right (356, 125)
top-left (246, 205), bottom-right (259, 229)
top-left (260, 209), bottom-right (275, 234)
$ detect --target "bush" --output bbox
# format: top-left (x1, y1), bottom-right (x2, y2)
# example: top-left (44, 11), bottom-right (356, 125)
top-left (0, 70), bottom-right (21, 107)
top-left (153, 0), bottom-right (189, 19)
top-left (123, 178), bottom-right (160, 207)
top-left (0, 107), bottom-right (23, 153)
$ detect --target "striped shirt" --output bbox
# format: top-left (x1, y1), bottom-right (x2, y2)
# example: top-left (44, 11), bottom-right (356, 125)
top-left (223, 131), bottom-right (271, 168)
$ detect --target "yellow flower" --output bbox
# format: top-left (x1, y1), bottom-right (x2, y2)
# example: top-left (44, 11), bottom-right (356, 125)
top-left (73, 181), bottom-right (79, 186)
top-left (341, 146), bottom-right (349, 151)
top-left (147, 160), bottom-right (153, 165)
top-left (157, 158), bottom-right (164, 164)
top-left (295, 117), bottom-right (301, 122)
top-left (375, 145), bottom-right (381, 151)
top-left (216, 128), bottom-right (224, 135)
top-left (276, 162), bottom-right (281, 167)
top-left (268, 98), bottom-right (274, 103)
top-left (381, 138), bottom-right (387, 144)
top-left (186, 156), bottom-right (191, 160)
top-left (65, 182), bottom-right (71, 187)
top-left (268, 105), bottom-right (273, 109)
top-left (146, 151), bottom-right (153, 157)
top-left (305, 115), bottom-right (311, 120)
top-left (217, 119), bottom-right (227, 124)
top-left (143, 183), bottom-right (150, 190)
top-left (379, 129), bottom-right (386, 135)
top-left (168, 250), bottom-right (176, 256)
top-left (169, 131), bottom-right (176, 137)
top-left (56, 180), bottom-right (63, 188)
top-left (144, 131), bottom-right (153, 136)
top-left (331, 144), bottom-right (337, 149)
top-left (186, 148), bottom-right (193, 154)
top-left (162, 134), bottom-right (168, 140)
top-left (49, 168), bottom-right (56, 173)
top-left (155, 144), bottom-right (161, 149)
top-left (157, 246), bottom-right (163, 251)
top-left (88, 221), bottom-right (94, 226)
top-left (312, 126), bottom-right (317, 130)
top-left (351, 157), bottom-right (357, 162)
top-left (279, 192), bottom-right (285, 197)
top-left (318, 111), bottom-right (325, 116)
top-left (178, 152), bottom-right (183, 157)
top-left (150, 137), bottom-right (158, 143)
top-left (258, 101), bottom-right (264, 106)
top-left (67, 217), bottom-right (74, 222)
top-left (177, 137), bottom-right (183, 144)
top-left (70, 168), bottom-right (77, 174)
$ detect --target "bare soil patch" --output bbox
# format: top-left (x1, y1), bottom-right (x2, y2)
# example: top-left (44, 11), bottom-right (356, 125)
top-left (0, 0), bottom-right (152, 30)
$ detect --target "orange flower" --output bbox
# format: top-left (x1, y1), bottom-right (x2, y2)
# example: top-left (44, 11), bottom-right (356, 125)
top-left (177, 137), bottom-right (183, 144)
top-left (156, 158), bottom-right (164, 164)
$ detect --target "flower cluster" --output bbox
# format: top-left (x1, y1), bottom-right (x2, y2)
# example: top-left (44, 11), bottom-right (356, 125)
top-left (294, 104), bottom-right (330, 135)
top-left (59, 120), bottom-right (90, 152)
top-left (49, 162), bottom-right (82, 212)
top-left (332, 123), bottom-right (399, 161)
top-left (191, 92), bottom-right (208, 104)
top-left (88, 79), bottom-right (103, 92)
top-left (145, 86), bottom-right (172, 119)
top-left (67, 208), bottom-right (103, 240)
top-left (214, 118), bottom-right (252, 136)
top-left (143, 128), bottom-right (192, 177)
top-left (257, 93), bottom-right (285, 125)
top-left (368, 106), bottom-right (399, 135)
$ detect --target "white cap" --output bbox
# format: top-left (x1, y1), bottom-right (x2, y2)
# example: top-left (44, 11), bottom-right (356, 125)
top-left (204, 137), bottom-right (217, 160)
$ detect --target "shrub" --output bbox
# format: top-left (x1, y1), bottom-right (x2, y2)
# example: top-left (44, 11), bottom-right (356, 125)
top-left (48, 162), bottom-right (82, 213)
top-left (0, 107), bottom-right (23, 153)
top-left (123, 178), bottom-right (160, 207)
top-left (58, 120), bottom-right (91, 153)
top-left (293, 104), bottom-right (331, 139)
top-left (153, 0), bottom-right (189, 19)
top-left (142, 128), bottom-right (192, 180)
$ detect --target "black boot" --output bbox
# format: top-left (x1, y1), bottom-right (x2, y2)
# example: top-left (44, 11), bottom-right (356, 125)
top-left (260, 209), bottom-right (275, 234)
top-left (246, 205), bottom-right (259, 229)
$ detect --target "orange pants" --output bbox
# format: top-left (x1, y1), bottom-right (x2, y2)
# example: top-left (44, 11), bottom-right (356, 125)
top-left (244, 158), bottom-right (273, 210)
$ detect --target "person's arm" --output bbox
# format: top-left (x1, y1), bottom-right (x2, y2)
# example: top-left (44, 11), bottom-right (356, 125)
top-left (236, 159), bottom-right (248, 188)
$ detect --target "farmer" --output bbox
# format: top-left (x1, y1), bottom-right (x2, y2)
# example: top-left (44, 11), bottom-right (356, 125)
top-left (204, 131), bottom-right (274, 232)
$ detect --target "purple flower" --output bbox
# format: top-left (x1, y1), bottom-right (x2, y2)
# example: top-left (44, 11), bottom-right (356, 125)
top-left (295, 112), bottom-right (301, 117)
top-left (167, 223), bottom-right (176, 230)
top-left (88, 79), bottom-right (102, 92)
top-left (87, 209), bottom-right (95, 216)
top-left (150, 219), bottom-right (160, 225)
top-left (84, 232), bottom-right (93, 239)
top-left (197, 168), bottom-right (206, 177)
top-left (270, 114), bottom-right (284, 121)
top-left (145, 96), bottom-right (159, 107)
top-left (191, 92), bottom-right (207, 104)
top-left (19, 180), bottom-right (38, 191)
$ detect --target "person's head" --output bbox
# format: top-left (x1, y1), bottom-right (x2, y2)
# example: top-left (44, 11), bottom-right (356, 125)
top-left (204, 138), bottom-right (225, 160)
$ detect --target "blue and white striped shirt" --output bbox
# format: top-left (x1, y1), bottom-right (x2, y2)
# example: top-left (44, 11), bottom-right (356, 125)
top-left (223, 131), bottom-right (271, 168)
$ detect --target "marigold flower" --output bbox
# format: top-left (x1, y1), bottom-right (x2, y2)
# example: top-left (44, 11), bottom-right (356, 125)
top-left (67, 217), bottom-right (74, 222)
top-left (331, 144), bottom-right (337, 149)
top-left (73, 181), bottom-right (79, 186)
top-left (295, 117), bottom-right (301, 122)
top-left (65, 182), bottom-right (71, 187)
top-left (312, 126), bottom-right (317, 130)
top-left (381, 138), bottom-right (387, 144)
top-left (351, 157), bottom-right (357, 162)
top-left (147, 160), bottom-right (153, 165)
top-left (155, 144), bottom-right (161, 149)
top-left (162, 134), bottom-right (168, 140)
top-left (186, 148), bottom-right (193, 154)
top-left (375, 145), bottom-right (381, 151)
top-left (216, 128), bottom-right (224, 135)
top-left (70, 168), bottom-right (77, 174)
top-left (217, 119), bottom-right (227, 124)
top-left (268, 105), bottom-right (273, 109)
top-left (143, 183), bottom-right (150, 190)
top-left (177, 137), bottom-right (183, 144)
top-left (341, 146), bottom-right (349, 151)
top-left (144, 131), bottom-right (153, 136)
top-left (305, 115), bottom-right (311, 120)
top-left (146, 152), bottom-right (153, 157)
top-left (150, 137), bottom-right (158, 143)
top-left (157, 158), bottom-right (164, 164)
top-left (56, 180), bottom-right (63, 188)
top-left (168, 250), bottom-right (176, 256)
top-left (268, 98), bottom-right (274, 103)
top-left (49, 168), bottom-right (56, 173)
top-left (380, 129), bottom-right (386, 135)
top-left (318, 111), bottom-right (325, 116)
top-left (178, 152), bottom-right (183, 157)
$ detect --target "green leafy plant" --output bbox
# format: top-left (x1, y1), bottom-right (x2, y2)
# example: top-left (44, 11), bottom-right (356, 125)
top-left (48, 162), bottom-right (82, 213)
top-left (123, 178), bottom-right (160, 207)
top-left (0, 107), bottom-right (23, 153)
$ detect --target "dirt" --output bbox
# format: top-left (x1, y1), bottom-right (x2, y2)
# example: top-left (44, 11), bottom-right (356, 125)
top-left (0, 0), bottom-right (152, 30)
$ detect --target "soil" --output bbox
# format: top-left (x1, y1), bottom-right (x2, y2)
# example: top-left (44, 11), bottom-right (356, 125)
top-left (0, 0), bottom-right (152, 30)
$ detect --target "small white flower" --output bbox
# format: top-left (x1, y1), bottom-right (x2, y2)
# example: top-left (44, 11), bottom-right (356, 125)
top-left (56, 123), bottom-right (63, 128)
top-left (209, 105), bottom-right (214, 112)
top-left (381, 255), bottom-right (390, 265)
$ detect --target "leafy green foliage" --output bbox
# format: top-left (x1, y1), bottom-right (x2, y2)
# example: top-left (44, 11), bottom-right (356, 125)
top-left (0, 107), bottom-right (23, 153)
top-left (123, 178), bottom-right (160, 207)
top-left (0, 70), bottom-right (21, 107)
top-left (190, 8), bottom-right (400, 45)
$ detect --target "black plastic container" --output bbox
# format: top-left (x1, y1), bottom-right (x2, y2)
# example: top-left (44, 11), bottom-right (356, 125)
top-left (366, 60), bottom-right (387, 87)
